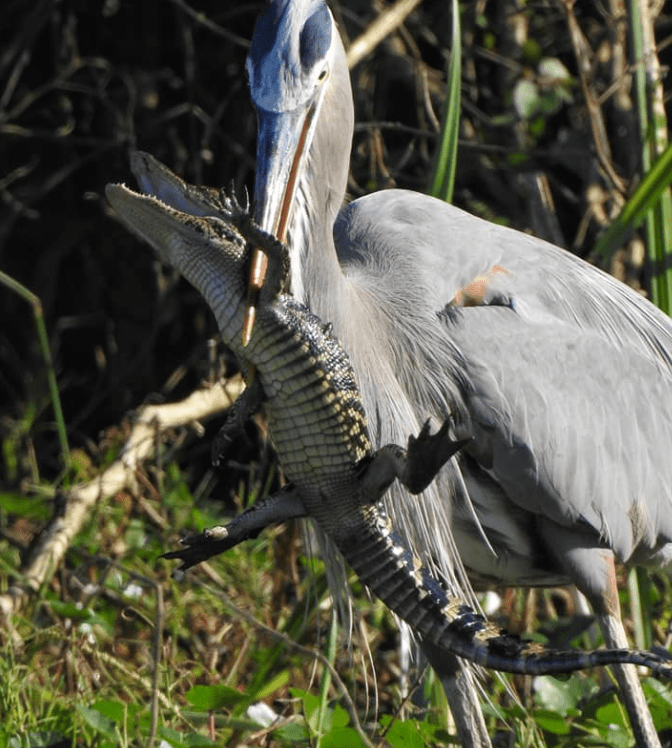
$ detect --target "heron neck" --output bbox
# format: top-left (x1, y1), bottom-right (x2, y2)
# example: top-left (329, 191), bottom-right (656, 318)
top-left (290, 29), bottom-right (353, 307)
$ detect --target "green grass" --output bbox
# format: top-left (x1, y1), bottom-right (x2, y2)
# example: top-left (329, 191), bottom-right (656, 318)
top-left (3, 457), bottom-right (672, 746)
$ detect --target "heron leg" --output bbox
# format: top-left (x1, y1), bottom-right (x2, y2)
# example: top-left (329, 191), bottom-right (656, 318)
top-left (590, 560), bottom-right (663, 748)
top-left (597, 608), bottom-right (662, 748)
top-left (421, 641), bottom-right (492, 748)
top-left (538, 519), bottom-right (663, 748)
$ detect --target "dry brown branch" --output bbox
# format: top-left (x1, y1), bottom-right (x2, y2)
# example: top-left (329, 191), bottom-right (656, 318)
top-left (561, 0), bottom-right (627, 198)
top-left (346, 0), bottom-right (423, 69)
top-left (0, 376), bottom-right (244, 623)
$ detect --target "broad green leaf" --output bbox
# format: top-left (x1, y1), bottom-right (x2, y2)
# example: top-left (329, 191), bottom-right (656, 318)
top-left (274, 720), bottom-right (310, 742)
top-left (380, 717), bottom-right (426, 748)
top-left (532, 708), bottom-right (571, 735)
top-left (185, 684), bottom-right (249, 711)
top-left (184, 735), bottom-right (217, 747)
top-left (76, 704), bottom-right (120, 741)
top-left (533, 674), bottom-right (595, 714)
top-left (319, 726), bottom-right (368, 748)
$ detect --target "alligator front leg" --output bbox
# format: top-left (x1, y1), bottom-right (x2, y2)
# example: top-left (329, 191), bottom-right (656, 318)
top-left (162, 484), bottom-right (306, 571)
top-left (211, 376), bottom-right (265, 466)
top-left (360, 418), bottom-right (470, 501)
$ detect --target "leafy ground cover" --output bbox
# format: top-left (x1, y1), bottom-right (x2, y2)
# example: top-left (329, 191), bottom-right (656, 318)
top-left (2, 0), bottom-right (672, 745)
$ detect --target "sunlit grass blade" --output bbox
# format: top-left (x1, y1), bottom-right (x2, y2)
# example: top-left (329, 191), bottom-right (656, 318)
top-left (631, 0), bottom-right (672, 315)
top-left (428, 0), bottom-right (461, 204)
top-left (595, 0), bottom-right (672, 316)
top-left (314, 610), bottom-right (339, 747)
top-left (593, 142), bottom-right (672, 269)
top-left (0, 269), bottom-right (71, 471)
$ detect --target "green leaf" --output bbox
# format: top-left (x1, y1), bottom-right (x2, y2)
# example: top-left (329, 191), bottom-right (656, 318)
top-left (274, 721), bottom-right (310, 743)
top-left (533, 674), bottom-right (596, 714)
top-left (49, 600), bottom-right (91, 620)
top-left (158, 725), bottom-right (186, 745)
top-left (76, 704), bottom-right (120, 741)
top-left (380, 717), bottom-right (426, 748)
top-left (184, 735), bottom-right (218, 747)
top-left (330, 704), bottom-right (350, 729)
top-left (532, 708), bottom-right (571, 735)
top-left (47, 600), bottom-right (114, 635)
top-left (0, 493), bottom-right (51, 520)
top-left (251, 668), bottom-right (290, 700)
top-left (594, 700), bottom-right (629, 729)
top-left (319, 726), bottom-right (368, 748)
top-left (185, 684), bottom-right (249, 711)
top-left (89, 698), bottom-right (141, 729)
top-left (89, 699), bottom-right (126, 723)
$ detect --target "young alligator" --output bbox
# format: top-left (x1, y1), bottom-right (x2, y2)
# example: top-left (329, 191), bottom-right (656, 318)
top-left (106, 152), bottom-right (672, 680)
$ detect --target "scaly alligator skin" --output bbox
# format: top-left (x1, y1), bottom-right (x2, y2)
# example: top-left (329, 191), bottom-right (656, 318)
top-left (106, 152), bottom-right (672, 680)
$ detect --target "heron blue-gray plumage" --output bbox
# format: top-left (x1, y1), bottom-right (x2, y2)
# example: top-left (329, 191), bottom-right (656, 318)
top-left (246, 1), bottom-right (672, 746)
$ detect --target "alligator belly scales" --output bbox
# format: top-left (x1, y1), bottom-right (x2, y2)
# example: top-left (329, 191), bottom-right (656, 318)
top-left (106, 151), bottom-right (672, 681)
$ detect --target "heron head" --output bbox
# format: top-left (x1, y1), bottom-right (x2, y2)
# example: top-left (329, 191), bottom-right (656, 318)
top-left (247, 0), bottom-right (353, 300)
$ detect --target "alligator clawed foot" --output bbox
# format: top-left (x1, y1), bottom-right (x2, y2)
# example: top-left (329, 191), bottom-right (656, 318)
top-left (211, 427), bottom-right (235, 467)
top-left (405, 418), bottom-right (471, 494)
top-left (161, 523), bottom-right (260, 572)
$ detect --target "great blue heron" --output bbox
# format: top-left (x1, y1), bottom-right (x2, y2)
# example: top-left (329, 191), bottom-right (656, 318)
top-left (245, 1), bottom-right (672, 746)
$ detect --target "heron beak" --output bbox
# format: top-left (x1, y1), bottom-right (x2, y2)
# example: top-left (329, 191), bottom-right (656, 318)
top-left (243, 104), bottom-right (317, 345)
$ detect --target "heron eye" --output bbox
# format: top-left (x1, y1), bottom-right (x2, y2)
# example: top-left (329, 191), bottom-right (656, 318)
top-left (318, 68), bottom-right (328, 81)
top-left (300, 4), bottom-right (332, 72)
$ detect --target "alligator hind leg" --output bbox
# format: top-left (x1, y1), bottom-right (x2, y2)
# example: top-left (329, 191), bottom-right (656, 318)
top-left (360, 418), bottom-right (469, 502)
top-left (162, 484), bottom-right (306, 571)
top-left (404, 419), bottom-right (471, 494)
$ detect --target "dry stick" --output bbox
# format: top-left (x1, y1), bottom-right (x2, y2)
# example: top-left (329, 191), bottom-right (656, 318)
top-left (346, 0), bottom-right (423, 70)
top-left (0, 377), bottom-right (244, 623)
top-left (561, 0), bottom-right (627, 198)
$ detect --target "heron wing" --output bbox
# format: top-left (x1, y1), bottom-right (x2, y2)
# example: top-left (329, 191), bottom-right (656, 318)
top-left (335, 190), bottom-right (672, 371)
top-left (444, 304), bottom-right (672, 564)
top-left (334, 189), bottom-right (672, 565)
